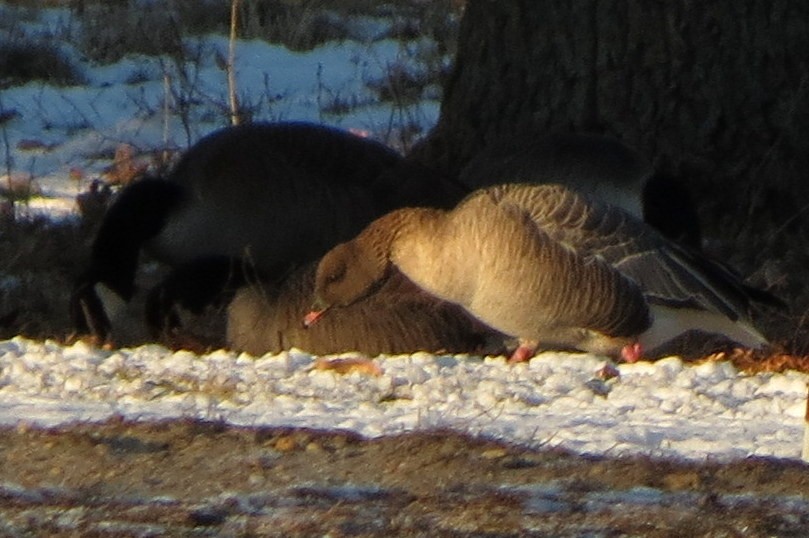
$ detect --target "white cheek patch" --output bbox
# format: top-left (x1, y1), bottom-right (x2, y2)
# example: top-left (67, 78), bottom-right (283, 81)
top-left (93, 283), bottom-right (128, 325)
top-left (92, 283), bottom-right (152, 346)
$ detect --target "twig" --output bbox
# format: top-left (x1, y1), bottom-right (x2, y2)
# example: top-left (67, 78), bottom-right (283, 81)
top-left (228, 0), bottom-right (242, 126)
top-left (163, 71), bottom-right (171, 161)
top-left (0, 95), bottom-right (13, 189)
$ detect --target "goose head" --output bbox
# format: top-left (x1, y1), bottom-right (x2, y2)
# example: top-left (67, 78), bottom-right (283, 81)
top-left (305, 238), bottom-right (391, 326)
top-left (304, 208), bottom-right (427, 326)
top-left (70, 177), bottom-right (185, 341)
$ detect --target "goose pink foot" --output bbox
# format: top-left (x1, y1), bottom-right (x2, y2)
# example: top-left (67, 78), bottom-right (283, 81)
top-left (620, 342), bottom-right (643, 363)
top-left (508, 341), bottom-right (538, 363)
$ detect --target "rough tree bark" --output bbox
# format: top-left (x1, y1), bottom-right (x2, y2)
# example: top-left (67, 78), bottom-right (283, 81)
top-left (415, 0), bottom-right (809, 242)
top-left (412, 0), bottom-right (809, 350)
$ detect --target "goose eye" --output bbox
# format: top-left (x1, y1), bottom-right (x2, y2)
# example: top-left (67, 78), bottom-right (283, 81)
top-left (326, 264), bottom-right (346, 285)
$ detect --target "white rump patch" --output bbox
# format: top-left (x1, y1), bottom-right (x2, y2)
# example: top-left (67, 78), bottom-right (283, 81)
top-left (640, 304), bottom-right (767, 351)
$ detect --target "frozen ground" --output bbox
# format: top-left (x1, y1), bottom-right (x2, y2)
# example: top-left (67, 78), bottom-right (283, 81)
top-left (1, 337), bottom-right (806, 462)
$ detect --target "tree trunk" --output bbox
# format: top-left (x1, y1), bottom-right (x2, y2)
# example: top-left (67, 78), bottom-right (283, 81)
top-left (415, 0), bottom-right (809, 240)
top-left (413, 0), bottom-right (809, 351)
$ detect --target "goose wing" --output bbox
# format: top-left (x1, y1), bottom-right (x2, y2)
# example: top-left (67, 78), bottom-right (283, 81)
top-left (481, 183), bottom-right (755, 322)
top-left (465, 194), bottom-right (650, 338)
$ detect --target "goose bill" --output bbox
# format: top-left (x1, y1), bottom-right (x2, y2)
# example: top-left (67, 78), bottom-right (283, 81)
top-left (303, 307), bottom-right (330, 328)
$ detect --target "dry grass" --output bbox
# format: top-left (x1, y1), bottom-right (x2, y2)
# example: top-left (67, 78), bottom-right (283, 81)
top-left (52, 0), bottom-right (462, 63)
top-left (0, 39), bottom-right (84, 88)
top-left (703, 348), bottom-right (809, 375)
top-left (0, 216), bottom-right (91, 341)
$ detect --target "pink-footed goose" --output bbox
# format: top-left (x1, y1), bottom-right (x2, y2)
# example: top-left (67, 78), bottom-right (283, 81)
top-left (228, 263), bottom-right (503, 356)
top-left (307, 183), bottom-right (771, 361)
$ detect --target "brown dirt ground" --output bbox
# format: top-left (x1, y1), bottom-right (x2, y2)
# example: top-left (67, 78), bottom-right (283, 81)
top-left (0, 418), bottom-right (808, 537)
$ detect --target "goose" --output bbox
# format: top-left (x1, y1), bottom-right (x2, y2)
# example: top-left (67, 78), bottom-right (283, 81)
top-left (306, 183), bottom-right (772, 361)
top-left (227, 263), bottom-right (503, 356)
top-left (71, 121), bottom-right (465, 344)
top-left (458, 133), bottom-right (702, 247)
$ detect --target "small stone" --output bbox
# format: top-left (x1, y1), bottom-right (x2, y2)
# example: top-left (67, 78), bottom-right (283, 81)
top-left (274, 435), bottom-right (297, 452)
top-left (189, 507), bottom-right (227, 527)
top-left (596, 362), bottom-right (620, 380)
top-left (663, 471), bottom-right (701, 489)
top-left (305, 441), bottom-right (324, 453)
top-left (481, 448), bottom-right (508, 460)
top-left (314, 356), bottom-right (383, 376)
top-left (585, 378), bottom-right (612, 396)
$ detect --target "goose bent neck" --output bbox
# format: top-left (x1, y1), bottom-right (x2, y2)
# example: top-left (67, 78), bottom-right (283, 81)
top-left (386, 208), bottom-right (469, 304)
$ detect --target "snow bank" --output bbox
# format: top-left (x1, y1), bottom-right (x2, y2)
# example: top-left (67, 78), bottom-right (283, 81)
top-left (1, 337), bottom-right (805, 461)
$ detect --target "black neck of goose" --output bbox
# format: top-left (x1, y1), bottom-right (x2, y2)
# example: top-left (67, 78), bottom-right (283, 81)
top-left (89, 178), bottom-right (185, 300)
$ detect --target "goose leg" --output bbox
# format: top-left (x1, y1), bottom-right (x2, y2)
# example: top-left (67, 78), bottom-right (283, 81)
top-left (620, 342), bottom-right (643, 363)
top-left (509, 340), bottom-right (643, 363)
top-left (508, 339), bottom-right (538, 363)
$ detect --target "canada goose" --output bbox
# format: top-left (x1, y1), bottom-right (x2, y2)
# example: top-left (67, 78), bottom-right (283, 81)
top-left (307, 183), bottom-right (771, 361)
top-left (71, 121), bottom-right (464, 343)
top-left (459, 133), bottom-right (702, 247)
top-left (228, 262), bottom-right (503, 356)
